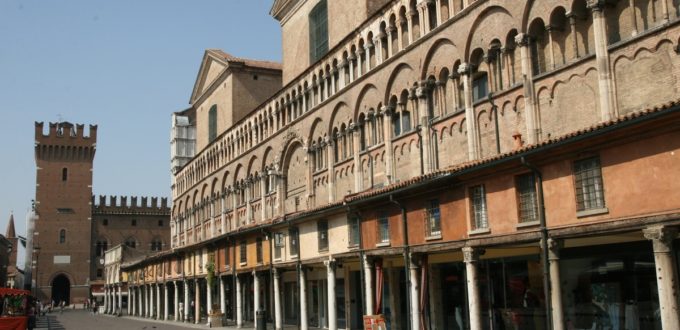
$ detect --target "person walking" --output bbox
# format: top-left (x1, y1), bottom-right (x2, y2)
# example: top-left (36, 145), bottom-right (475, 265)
top-left (59, 300), bottom-right (64, 314)
top-left (178, 301), bottom-right (184, 321)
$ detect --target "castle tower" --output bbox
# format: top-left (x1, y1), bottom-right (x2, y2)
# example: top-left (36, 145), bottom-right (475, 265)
top-left (33, 121), bottom-right (97, 304)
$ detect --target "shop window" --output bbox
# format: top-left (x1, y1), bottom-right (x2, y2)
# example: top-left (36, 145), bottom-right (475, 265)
top-left (378, 213), bottom-right (390, 245)
top-left (274, 232), bottom-right (284, 260)
top-left (318, 220), bottom-right (329, 251)
top-left (574, 157), bottom-right (606, 212)
top-left (240, 240), bottom-right (247, 264)
top-left (309, 0), bottom-right (328, 63)
top-left (516, 173), bottom-right (539, 223)
top-left (425, 199), bottom-right (441, 237)
top-left (348, 217), bottom-right (360, 247)
top-left (256, 237), bottom-right (263, 264)
top-left (470, 185), bottom-right (488, 230)
top-left (208, 104), bottom-right (217, 142)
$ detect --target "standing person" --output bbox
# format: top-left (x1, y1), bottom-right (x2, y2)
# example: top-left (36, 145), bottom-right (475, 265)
top-left (178, 301), bottom-right (184, 321)
top-left (59, 300), bottom-right (64, 314)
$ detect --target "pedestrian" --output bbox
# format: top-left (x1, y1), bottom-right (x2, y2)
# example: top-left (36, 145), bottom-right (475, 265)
top-left (59, 300), bottom-right (64, 314)
top-left (178, 301), bottom-right (184, 321)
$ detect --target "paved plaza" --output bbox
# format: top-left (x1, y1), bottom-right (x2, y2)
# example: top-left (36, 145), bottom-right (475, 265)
top-left (34, 309), bottom-right (215, 330)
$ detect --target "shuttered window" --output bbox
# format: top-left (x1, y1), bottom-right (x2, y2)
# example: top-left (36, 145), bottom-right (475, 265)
top-left (208, 104), bottom-right (217, 142)
top-left (309, 0), bottom-right (328, 63)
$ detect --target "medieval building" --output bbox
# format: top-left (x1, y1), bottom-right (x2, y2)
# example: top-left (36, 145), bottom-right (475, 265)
top-left (32, 121), bottom-right (170, 306)
top-left (121, 1), bottom-right (680, 330)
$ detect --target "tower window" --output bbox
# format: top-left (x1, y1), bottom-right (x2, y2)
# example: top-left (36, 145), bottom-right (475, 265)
top-left (158, 219), bottom-right (163, 227)
top-left (62, 168), bottom-right (68, 181)
top-left (131, 219), bottom-right (137, 226)
top-left (102, 218), bottom-right (108, 226)
top-left (125, 237), bottom-right (137, 249)
top-left (59, 229), bottom-right (66, 244)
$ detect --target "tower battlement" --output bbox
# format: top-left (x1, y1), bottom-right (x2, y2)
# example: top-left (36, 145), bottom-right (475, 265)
top-left (92, 195), bottom-right (170, 215)
top-left (35, 121), bottom-right (98, 144)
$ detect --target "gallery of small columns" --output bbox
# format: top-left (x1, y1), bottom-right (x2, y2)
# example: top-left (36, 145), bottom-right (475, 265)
top-left (110, 226), bottom-right (680, 330)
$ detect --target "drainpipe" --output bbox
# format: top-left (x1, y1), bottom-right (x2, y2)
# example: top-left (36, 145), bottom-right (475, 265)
top-left (488, 93), bottom-right (501, 154)
top-left (520, 157), bottom-right (552, 330)
top-left (231, 237), bottom-right (237, 326)
top-left (389, 194), bottom-right (413, 330)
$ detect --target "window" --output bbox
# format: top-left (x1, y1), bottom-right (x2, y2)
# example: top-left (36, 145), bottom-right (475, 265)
top-left (348, 217), bottom-right (360, 247)
top-left (318, 220), bottom-right (329, 251)
top-left (289, 227), bottom-right (299, 257)
top-left (472, 73), bottom-right (489, 102)
top-left (425, 199), bottom-right (441, 237)
top-left (59, 229), bottom-right (66, 244)
top-left (309, 0), bottom-right (328, 63)
top-left (131, 219), bottom-right (137, 226)
top-left (256, 237), bottom-right (263, 264)
top-left (517, 173), bottom-right (539, 223)
top-left (574, 157), bottom-right (606, 212)
top-left (151, 238), bottom-right (163, 251)
top-left (125, 237), bottom-right (137, 249)
top-left (240, 240), bottom-right (247, 264)
top-left (102, 218), bottom-right (108, 226)
top-left (96, 269), bottom-right (103, 278)
top-left (378, 213), bottom-right (390, 244)
top-left (470, 185), bottom-right (488, 230)
top-left (208, 104), bottom-right (217, 142)
top-left (96, 239), bottom-right (108, 257)
top-left (274, 232), bottom-right (284, 260)
top-left (61, 168), bottom-right (68, 181)
top-left (158, 219), bottom-right (163, 227)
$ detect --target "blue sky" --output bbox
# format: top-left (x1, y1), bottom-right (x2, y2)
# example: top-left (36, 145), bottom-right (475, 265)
top-left (0, 0), bottom-right (282, 259)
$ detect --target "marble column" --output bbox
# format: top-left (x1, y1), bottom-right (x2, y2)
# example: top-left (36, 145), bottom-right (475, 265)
top-left (300, 267), bottom-right (308, 330)
top-left (547, 239), bottom-right (564, 330)
top-left (194, 279), bottom-right (201, 324)
top-left (463, 247), bottom-right (484, 330)
top-left (118, 284), bottom-right (122, 315)
top-left (325, 260), bottom-right (337, 330)
top-left (220, 276), bottom-right (226, 316)
top-left (273, 269), bottom-right (282, 330)
top-left (643, 226), bottom-right (680, 330)
top-left (254, 271), bottom-right (261, 329)
top-left (127, 286), bottom-right (131, 315)
top-left (164, 283), bottom-right (169, 320)
top-left (458, 62), bottom-right (481, 160)
top-left (515, 33), bottom-right (539, 144)
top-left (417, 83), bottom-right (433, 173)
top-left (362, 255), bottom-right (374, 315)
top-left (174, 281), bottom-right (180, 321)
top-left (184, 281), bottom-right (190, 322)
top-left (409, 255), bottom-right (421, 330)
top-left (236, 274), bottom-right (243, 328)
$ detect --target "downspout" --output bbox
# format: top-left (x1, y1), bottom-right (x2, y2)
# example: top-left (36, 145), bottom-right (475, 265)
top-left (389, 194), bottom-right (413, 330)
top-left (231, 237), bottom-right (237, 326)
top-left (520, 156), bottom-right (552, 329)
top-left (488, 93), bottom-right (501, 154)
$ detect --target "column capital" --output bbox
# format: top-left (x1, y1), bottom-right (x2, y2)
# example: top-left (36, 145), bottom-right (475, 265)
top-left (545, 238), bottom-right (562, 261)
top-left (514, 33), bottom-right (531, 47)
top-left (643, 225), bottom-right (677, 253)
top-left (323, 258), bottom-right (337, 270)
top-left (273, 267), bottom-right (281, 278)
top-left (462, 246), bottom-right (485, 263)
top-left (586, 0), bottom-right (606, 11)
top-left (457, 62), bottom-right (475, 76)
top-left (381, 105), bottom-right (394, 116)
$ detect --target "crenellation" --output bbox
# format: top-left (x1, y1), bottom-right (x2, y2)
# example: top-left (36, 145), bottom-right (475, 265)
top-left (92, 195), bottom-right (171, 213)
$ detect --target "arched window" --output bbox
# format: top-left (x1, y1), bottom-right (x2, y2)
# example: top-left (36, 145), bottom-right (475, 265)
top-left (151, 238), bottom-right (163, 251)
top-left (125, 237), bottom-right (137, 249)
top-left (59, 229), bottom-right (66, 243)
top-left (62, 168), bottom-right (68, 182)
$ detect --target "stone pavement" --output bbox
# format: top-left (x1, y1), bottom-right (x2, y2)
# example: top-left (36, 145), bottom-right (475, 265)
top-left (31, 309), bottom-right (213, 330)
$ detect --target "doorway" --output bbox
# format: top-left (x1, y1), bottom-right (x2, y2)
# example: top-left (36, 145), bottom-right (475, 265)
top-left (51, 274), bottom-right (70, 305)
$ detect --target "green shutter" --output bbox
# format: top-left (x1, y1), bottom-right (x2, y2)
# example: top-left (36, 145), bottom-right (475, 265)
top-left (208, 105), bottom-right (217, 142)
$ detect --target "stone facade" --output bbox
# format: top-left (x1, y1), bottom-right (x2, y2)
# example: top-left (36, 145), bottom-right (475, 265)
top-left (123, 1), bottom-right (680, 329)
top-left (32, 122), bottom-right (170, 306)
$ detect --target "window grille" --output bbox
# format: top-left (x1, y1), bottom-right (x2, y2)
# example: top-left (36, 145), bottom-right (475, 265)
top-left (378, 213), bottom-right (389, 244)
top-left (574, 157), bottom-right (605, 211)
top-left (517, 173), bottom-right (539, 223)
top-left (470, 185), bottom-right (488, 230)
top-left (425, 199), bottom-right (441, 237)
top-left (348, 217), bottom-right (360, 247)
top-left (240, 240), bottom-right (247, 264)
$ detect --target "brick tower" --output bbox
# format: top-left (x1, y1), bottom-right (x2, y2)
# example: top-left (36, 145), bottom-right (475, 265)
top-left (5, 213), bottom-right (19, 288)
top-left (33, 122), bottom-right (96, 304)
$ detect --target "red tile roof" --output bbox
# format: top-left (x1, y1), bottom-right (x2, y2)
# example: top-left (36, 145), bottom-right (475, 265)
top-left (208, 49), bottom-right (282, 71)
